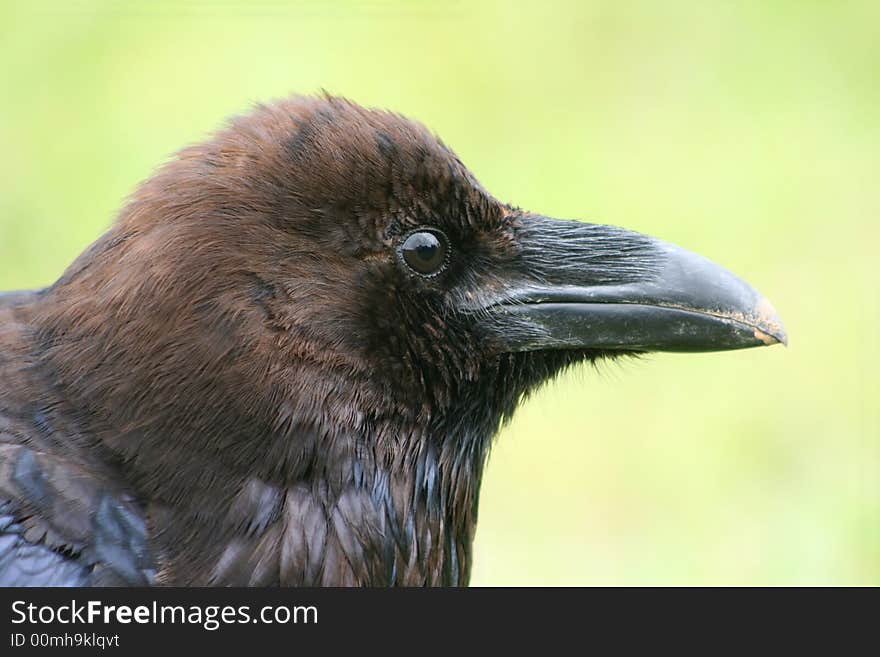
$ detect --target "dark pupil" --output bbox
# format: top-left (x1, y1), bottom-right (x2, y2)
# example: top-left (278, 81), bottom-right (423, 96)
top-left (402, 231), bottom-right (446, 274)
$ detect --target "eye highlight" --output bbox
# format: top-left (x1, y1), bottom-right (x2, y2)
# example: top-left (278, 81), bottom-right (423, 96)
top-left (399, 229), bottom-right (449, 276)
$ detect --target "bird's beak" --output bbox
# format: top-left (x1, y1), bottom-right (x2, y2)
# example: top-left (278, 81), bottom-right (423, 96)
top-left (477, 214), bottom-right (787, 353)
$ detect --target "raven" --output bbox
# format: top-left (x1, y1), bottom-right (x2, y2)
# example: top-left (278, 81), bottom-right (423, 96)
top-left (0, 95), bottom-right (786, 586)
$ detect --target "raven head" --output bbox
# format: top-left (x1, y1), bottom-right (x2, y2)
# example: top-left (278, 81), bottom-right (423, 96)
top-left (39, 93), bottom-right (787, 463)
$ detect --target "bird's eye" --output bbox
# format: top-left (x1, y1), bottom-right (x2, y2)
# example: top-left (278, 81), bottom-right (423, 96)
top-left (400, 230), bottom-right (449, 276)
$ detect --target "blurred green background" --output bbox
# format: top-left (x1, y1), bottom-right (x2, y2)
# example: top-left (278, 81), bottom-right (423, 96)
top-left (1, 0), bottom-right (877, 585)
